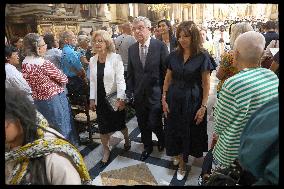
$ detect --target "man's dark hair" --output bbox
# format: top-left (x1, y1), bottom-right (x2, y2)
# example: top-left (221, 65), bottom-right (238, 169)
top-left (265, 20), bottom-right (276, 30)
top-left (43, 33), bottom-right (55, 50)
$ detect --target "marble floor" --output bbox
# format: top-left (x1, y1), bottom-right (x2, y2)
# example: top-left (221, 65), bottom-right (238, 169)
top-left (77, 70), bottom-right (219, 186)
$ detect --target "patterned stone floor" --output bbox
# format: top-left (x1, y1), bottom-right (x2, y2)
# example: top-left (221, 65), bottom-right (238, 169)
top-left (78, 70), bottom-right (219, 186)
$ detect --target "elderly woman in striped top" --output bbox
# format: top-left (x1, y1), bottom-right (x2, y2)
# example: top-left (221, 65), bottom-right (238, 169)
top-left (198, 31), bottom-right (279, 185)
top-left (22, 33), bottom-right (78, 146)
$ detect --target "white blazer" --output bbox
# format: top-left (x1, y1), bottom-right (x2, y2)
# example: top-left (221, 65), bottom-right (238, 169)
top-left (89, 52), bottom-right (126, 105)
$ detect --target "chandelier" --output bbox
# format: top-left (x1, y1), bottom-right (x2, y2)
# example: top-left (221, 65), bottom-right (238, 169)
top-left (147, 4), bottom-right (170, 12)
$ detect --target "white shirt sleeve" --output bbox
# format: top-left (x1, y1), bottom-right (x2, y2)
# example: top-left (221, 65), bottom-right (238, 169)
top-left (5, 64), bottom-right (32, 95)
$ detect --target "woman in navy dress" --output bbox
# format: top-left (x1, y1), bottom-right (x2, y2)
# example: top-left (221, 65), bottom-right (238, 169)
top-left (162, 21), bottom-right (216, 181)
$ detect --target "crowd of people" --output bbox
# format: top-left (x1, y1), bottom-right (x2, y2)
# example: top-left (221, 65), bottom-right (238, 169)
top-left (5, 15), bottom-right (279, 185)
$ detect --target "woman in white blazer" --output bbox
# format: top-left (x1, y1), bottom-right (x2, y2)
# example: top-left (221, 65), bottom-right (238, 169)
top-left (89, 30), bottom-right (131, 168)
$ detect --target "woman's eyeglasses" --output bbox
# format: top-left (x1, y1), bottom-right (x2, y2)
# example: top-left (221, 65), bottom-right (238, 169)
top-left (93, 39), bottom-right (104, 44)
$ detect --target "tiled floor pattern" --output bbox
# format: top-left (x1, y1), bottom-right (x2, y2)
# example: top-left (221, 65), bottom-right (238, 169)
top-left (78, 70), bottom-right (219, 186)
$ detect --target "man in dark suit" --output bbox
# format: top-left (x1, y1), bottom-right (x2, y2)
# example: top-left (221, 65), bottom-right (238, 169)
top-left (127, 16), bottom-right (169, 161)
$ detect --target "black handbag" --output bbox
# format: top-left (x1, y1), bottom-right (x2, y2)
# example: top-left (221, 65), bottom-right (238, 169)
top-left (203, 159), bottom-right (256, 186)
top-left (105, 92), bottom-right (118, 111)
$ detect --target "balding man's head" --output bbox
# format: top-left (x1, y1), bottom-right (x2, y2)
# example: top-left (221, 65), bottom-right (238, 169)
top-left (234, 31), bottom-right (265, 65)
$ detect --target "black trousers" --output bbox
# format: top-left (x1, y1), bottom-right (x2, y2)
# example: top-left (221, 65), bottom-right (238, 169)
top-left (134, 98), bottom-right (165, 152)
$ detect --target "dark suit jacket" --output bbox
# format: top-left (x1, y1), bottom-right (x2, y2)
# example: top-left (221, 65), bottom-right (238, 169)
top-left (127, 38), bottom-right (169, 104)
top-left (263, 31), bottom-right (279, 49)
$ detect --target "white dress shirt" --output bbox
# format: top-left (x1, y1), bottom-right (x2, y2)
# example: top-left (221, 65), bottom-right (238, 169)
top-left (139, 36), bottom-right (151, 57)
top-left (5, 63), bottom-right (33, 102)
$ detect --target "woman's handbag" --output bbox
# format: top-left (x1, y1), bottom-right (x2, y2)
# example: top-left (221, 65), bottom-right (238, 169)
top-left (203, 159), bottom-right (256, 186)
top-left (105, 92), bottom-right (118, 111)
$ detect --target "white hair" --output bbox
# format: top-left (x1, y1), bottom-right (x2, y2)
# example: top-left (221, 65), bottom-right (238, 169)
top-left (77, 35), bottom-right (90, 44)
top-left (133, 16), bottom-right (151, 28)
top-left (234, 31), bottom-right (265, 63)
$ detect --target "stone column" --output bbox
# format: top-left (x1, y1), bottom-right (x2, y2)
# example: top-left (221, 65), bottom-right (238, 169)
top-left (192, 4), bottom-right (196, 23)
top-left (116, 4), bottom-right (129, 23)
top-left (90, 4), bottom-right (109, 28)
top-left (89, 4), bottom-right (98, 18)
top-left (183, 7), bottom-right (188, 21)
top-left (97, 4), bottom-right (107, 19)
top-left (188, 5), bottom-right (192, 20)
top-left (138, 4), bottom-right (148, 17)
top-left (134, 3), bottom-right (139, 17)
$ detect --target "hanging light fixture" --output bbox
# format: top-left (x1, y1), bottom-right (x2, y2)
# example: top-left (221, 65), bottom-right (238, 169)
top-left (147, 4), bottom-right (170, 12)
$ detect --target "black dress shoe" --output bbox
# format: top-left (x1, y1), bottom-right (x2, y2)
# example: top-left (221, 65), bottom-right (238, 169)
top-left (140, 150), bottom-right (152, 161)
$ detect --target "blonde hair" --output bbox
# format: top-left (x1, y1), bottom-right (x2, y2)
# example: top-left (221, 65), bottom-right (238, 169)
top-left (92, 30), bottom-right (115, 53)
top-left (230, 22), bottom-right (253, 49)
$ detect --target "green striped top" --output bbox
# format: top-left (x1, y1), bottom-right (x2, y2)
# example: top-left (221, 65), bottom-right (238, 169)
top-left (212, 67), bottom-right (279, 167)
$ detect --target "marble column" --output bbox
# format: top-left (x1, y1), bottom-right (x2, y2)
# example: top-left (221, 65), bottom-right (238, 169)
top-left (134, 3), bottom-right (139, 17)
top-left (89, 4), bottom-right (98, 18)
top-left (188, 5), bottom-right (192, 21)
top-left (97, 4), bottom-right (107, 19)
top-left (116, 4), bottom-right (129, 23)
top-left (183, 7), bottom-right (188, 21)
top-left (192, 4), bottom-right (196, 23)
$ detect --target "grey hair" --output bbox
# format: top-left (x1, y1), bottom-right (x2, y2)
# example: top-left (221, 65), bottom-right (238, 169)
top-left (234, 31), bottom-right (265, 64)
top-left (23, 33), bottom-right (42, 57)
top-left (77, 35), bottom-right (90, 44)
top-left (60, 30), bottom-right (74, 44)
top-left (133, 16), bottom-right (151, 28)
top-left (230, 22), bottom-right (253, 49)
top-left (92, 30), bottom-right (115, 53)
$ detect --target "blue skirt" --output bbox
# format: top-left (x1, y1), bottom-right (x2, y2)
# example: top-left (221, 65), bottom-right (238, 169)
top-left (34, 91), bottom-right (78, 145)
